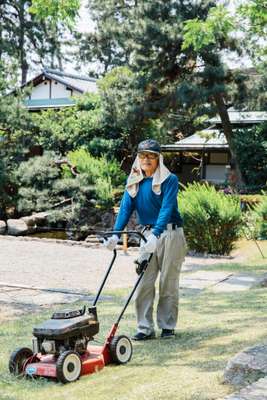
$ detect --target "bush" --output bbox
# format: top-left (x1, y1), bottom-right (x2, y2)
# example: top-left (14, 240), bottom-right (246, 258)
top-left (14, 151), bottom-right (125, 237)
top-left (66, 148), bottom-right (126, 187)
top-left (15, 152), bottom-right (62, 214)
top-left (251, 194), bottom-right (267, 239)
top-left (179, 183), bottom-right (243, 255)
top-left (95, 177), bottom-right (114, 208)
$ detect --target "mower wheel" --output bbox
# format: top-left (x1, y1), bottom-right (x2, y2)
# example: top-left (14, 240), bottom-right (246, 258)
top-left (110, 335), bottom-right (133, 364)
top-left (9, 347), bottom-right (33, 376)
top-left (56, 350), bottom-right (82, 384)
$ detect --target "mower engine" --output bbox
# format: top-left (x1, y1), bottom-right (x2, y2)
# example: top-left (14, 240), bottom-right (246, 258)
top-left (32, 306), bottom-right (99, 356)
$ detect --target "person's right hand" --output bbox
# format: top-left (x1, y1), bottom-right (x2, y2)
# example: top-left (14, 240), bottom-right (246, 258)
top-left (103, 234), bottom-right (119, 251)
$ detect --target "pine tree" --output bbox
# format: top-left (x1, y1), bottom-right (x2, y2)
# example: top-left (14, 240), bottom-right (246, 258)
top-left (0, 0), bottom-right (75, 83)
top-left (85, 0), bottom-right (254, 186)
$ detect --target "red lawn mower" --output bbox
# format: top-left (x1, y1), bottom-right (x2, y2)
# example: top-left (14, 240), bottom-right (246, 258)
top-left (9, 231), bottom-right (150, 384)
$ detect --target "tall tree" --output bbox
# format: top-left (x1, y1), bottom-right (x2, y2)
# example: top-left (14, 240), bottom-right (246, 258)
top-left (86, 0), bottom-right (249, 185)
top-left (0, 0), bottom-right (77, 83)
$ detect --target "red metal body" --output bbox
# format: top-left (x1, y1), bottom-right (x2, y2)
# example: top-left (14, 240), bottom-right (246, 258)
top-left (24, 323), bottom-right (119, 379)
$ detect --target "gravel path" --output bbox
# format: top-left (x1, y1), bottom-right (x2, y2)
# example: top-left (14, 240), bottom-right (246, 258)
top-left (0, 236), bottom-right (238, 291)
top-left (0, 236), bottom-right (245, 320)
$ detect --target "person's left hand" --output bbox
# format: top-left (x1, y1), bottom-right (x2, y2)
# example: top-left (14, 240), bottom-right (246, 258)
top-left (140, 233), bottom-right (158, 254)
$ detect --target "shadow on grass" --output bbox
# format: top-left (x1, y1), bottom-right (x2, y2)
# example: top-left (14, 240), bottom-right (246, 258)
top-left (182, 288), bottom-right (267, 314)
top-left (182, 329), bottom-right (267, 374)
top-left (130, 325), bottom-right (234, 367)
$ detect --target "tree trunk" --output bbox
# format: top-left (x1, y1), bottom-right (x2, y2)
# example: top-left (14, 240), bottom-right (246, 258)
top-left (18, 0), bottom-right (28, 84)
top-left (0, 6), bottom-right (2, 62)
top-left (213, 92), bottom-right (245, 188)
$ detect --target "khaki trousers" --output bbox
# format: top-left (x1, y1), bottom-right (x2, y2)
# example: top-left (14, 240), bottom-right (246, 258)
top-left (135, 227), bottom-right (187, 335)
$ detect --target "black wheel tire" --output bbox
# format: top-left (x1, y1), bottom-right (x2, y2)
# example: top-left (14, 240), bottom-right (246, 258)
top-left (56, 350), bottom-right (82, 384)
top-left (9, 347), bottom-right (33, 376)
top-left (110, 335), bottom-right (133, 365)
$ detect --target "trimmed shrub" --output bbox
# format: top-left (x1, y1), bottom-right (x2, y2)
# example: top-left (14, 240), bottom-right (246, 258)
top-left (179, 183), bottom-right (243, 255)
top-left (15, 152), bottom-right (62, 214)
top-left (66, 148), bottom-right (126, 187)
top-left (251, 195), bottom-right (267, 239)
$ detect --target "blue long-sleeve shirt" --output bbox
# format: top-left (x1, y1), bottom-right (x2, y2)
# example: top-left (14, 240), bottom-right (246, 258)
top-left (114, 174), bottom-right (183, 237)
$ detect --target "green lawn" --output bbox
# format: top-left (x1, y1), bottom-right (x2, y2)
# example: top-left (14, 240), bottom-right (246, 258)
top-left (0, 241), bottom-right (267, 400)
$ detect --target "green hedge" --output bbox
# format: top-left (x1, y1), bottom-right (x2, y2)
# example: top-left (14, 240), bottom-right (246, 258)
top-left (179, 183), bottom-right (243, 255)
top-left (252, 195), bottom-right (267, 239)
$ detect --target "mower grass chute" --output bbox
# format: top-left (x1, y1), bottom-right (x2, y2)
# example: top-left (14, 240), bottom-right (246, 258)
top-left (9, 231), bottom-right (149, 384)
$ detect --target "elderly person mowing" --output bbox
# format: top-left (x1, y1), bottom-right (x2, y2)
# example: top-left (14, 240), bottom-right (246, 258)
top-left (104, 139), bottom-right (187, 340)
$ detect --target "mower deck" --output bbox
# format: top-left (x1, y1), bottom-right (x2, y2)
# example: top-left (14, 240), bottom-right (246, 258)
top-left (25, 344), bottom-right (108, 378)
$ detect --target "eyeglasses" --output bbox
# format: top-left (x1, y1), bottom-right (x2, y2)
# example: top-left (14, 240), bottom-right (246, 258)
top-left (138, 152), bottom-right (159, 160)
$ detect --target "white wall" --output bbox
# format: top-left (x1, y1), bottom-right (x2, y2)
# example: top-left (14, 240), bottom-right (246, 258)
top-left (51, 81), bottom-right (71, 98)
top-left (30, 81), bottom-right (50, 99)
top-left (30, 78), bottom-right (93, 99)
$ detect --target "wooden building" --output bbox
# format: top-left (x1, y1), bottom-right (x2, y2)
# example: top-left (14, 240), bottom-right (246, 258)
top-left (162, 111), bottom-right (267, 185)
top-left (22, 68), bottom-right (97, 111)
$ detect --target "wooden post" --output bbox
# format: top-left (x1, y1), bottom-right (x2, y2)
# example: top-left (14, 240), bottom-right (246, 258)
top-left (122, 227), bottom-right (128, 254)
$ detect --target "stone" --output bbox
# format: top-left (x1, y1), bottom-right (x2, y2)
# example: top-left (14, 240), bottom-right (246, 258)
top-left (7, 219), bottom-right (28, 235)
top-left (221, 376), bottom-right (267, 399)
top-left (101, 210), bottom-right (115, 228)
top-left (255, 273), bottom-right (267, 288)
top-left (224, 344), bottom-right (267, 387)
top-left (21, 211), bottom-right (49, 227)
top-left (0, 220), bottom-right (6, 234)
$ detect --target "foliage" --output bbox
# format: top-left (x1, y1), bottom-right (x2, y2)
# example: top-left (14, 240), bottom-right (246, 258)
top-left (30, 0), bottom-right (80, 26)
top-left (95, 177), bottom-right (113, 207)
top-left (87, 137), bottom-right (122, 158)
top-left (66, 148), bottom-right (126, 188)
top-left (14, 150), bottom-right (124, 233)
top-left (0, 62), bottom-right (37, 217)
top-left (30, 92), bottom-right (129, 159)
top-left (232, 122), bottom-right (267, 188)
top-left (0, 159), bottom-right (15, 219)
top-left (98, 66), bottom-right (173, 157)
top-left (15, 152), bottom-right (63, 214)
top-left (182, 6), bottom-right (235, 51)
top-left (85, 0), bottom-right (259, 184)
top-left (179, 183), bottom-right (243, 255)
top-left (251, 195), bottom-right (267, 239)
top-left (240, 194), bottom-right (266, 210)
top-left (239, 0), bottom-right (267, 60)
top-left (31, 93), bottom-right (103, 155)
top-left (0, 1), bottom-right (75, 83)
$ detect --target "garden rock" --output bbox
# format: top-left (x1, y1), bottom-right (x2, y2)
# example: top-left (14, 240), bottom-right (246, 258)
top-left (101, 210), bottom-right (115, 227)
top-left (0, 220), bottom-right (6, 234)
top-left (255, 273), bottom-right (267, 288)
top-left (7, 219), bottom-right (28, 235)
top-left (224, 344), bottom-right (267, 386)
top-left (221, 376), bottom-right (267, 399)
top-left (21, 211), bottom-right (49, 227)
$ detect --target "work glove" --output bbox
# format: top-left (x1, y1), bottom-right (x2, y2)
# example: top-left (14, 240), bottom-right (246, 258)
top-left (134, 252), bottom-right (151, 275)
top-left (103, 234), bottom-right (119, 251)
top-left (140, 233), bottom-right (158, 254)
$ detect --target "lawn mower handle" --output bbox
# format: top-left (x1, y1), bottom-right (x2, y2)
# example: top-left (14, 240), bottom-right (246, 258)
top-left (92, 231), bottom-right (147, 307)
top-left (100, 230), bottom-right (147, 243)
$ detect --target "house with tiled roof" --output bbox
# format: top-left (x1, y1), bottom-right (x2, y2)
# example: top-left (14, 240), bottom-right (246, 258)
top-left (162, 111), bottom-right (267, 184)
top-left (22, 68), bottom-right (97, 111)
